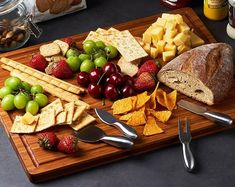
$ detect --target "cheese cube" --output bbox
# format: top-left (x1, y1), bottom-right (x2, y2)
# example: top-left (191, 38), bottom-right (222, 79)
top-left (162, 13), bottom-right (176, 20)
top-left (164, 28), bottom-right (178, 39)
top-left (162, 50), bottom-right (176, 62)
top-left (189, 31), bottom-right (205, 47)
top-left (164, 44), bottom-right (176, 52)
top-left (143, 31), bottom-right (152, 44)
top-left (153, 18), bottom-right (166, 27)
top-left (165, 20), bottom-right (177, 30)
top-left (173, 33), bottom-right (189, 46)
top-left (143, 43), bottom-right (151, 53)
top-left (21, 112), bottom-right (36, 125)
top-left (156, 40), bottom-right (166, 54)
top-left (177, 22), bottom-right (190, 33)
top-left (177, 45), bottom-right (191, 55)
top-left (151, 26), bottom-right (164, 41)
top-left (175, 14), bottom-right (184, 24)
top-left (150, 47), bottom-right (158, 58)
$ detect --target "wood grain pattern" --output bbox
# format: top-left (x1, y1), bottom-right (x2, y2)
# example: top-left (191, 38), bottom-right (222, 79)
top-left (0, 8), bottom-right (234, 183)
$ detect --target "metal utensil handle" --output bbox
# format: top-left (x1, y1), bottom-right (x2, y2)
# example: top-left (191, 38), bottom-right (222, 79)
top-left (182, 142), bottom-right (195, 172)
top-left (101, 135), bottom-right (134, 149)
top-left (113, 121), bottom-right (138, 140)
top-left (203, 111), bottom-right (233, 126)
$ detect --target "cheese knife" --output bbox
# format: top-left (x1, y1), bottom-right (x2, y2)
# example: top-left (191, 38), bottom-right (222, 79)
top-left (75, 125), bottom-right (134, 149)
top-left (95, 108), bottom-right (138, 140)
top-left (177, 99), bottom-right (233, 126)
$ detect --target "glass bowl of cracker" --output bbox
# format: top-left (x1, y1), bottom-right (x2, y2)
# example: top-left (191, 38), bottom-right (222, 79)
top-left (0, 0), bottom-right (42, 52)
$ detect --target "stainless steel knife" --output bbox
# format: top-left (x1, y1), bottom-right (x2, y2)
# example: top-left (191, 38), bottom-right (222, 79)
top-left (177, 99), bottom-right (233, 126)
top-left (95, 108), bottom-right (138, 140)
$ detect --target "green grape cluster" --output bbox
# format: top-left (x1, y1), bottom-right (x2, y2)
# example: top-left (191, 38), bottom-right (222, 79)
top-left (0, 76), bottom-right (48, 115)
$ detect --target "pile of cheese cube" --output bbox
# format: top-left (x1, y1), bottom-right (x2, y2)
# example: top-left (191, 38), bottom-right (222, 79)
top-left (142, 13), bottom-right (205, 62)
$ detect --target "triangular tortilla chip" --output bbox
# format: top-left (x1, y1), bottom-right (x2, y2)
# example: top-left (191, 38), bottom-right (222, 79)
top-left (136, 91), bottom-right (150, 109)
top-left (148, 82), bottom-right (159, 109)
top-left (166, 90), bottom-right (177, 111)
top-left (143, 116), bottom-right (163, 136)
top-left (150, 110), bottom-right (172, 123)
top-left (127, 110), bottom-right (146, 126)
top-left (112, 97), bottom-right (133, 114)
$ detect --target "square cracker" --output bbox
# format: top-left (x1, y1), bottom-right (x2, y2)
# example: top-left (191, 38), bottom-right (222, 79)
top-left (70, 112), bottom-right (96, 131)
top-left (41, 98), bottom-right (63, 116)
top-left (73, 105), bottom-right (86, 122)
top-left (35, 108), bottom-right (55, 132)
top-left (53, 40), bottom-right (69, 56)
top-left (64, 101), bottom-right (75, 124)
top-left (56, 110), bottom-right (67, 125)
top-left (11, 116), bottom-right (39, 134)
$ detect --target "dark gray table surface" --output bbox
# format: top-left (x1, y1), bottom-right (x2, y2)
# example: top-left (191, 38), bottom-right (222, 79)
top-left (1, 0), bottom-right (235, 186)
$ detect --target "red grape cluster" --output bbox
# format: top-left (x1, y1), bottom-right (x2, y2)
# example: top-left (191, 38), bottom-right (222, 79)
top-left (77, 62), bottom-right (136, 101)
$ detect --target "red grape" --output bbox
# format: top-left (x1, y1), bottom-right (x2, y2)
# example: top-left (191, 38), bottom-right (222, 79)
top-left (77, 72), bottom-right (90, 87)
top-left (88, 83), bottom-right (103, 98)
top-left (121, 85), bottom-right (136, 98)
top-left (109, 73), bottom-right (124, 87)
top-left (89, 68), bottom-right (103, 84)
top-left (103, 62), bottom-right (117, 77)
top-left (104, 84), bottom-right (120, 101)
top-left (123, 75), bottom-right (134, 86)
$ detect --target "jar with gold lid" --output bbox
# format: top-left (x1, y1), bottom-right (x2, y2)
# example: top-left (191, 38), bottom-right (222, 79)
top-left (0, 0), bottom-right (42, 52)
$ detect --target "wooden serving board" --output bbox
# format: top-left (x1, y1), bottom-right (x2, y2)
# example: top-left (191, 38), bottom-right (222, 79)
top-left (0, 8), bottom-right (234, 183)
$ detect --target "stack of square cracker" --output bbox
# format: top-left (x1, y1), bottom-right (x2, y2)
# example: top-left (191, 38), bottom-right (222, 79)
top-left (11, 99), bottom-right (95, 134)
top-left (85, 28), bottom-right (148, 77)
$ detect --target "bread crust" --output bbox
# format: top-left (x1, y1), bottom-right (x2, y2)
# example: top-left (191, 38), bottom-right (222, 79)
top-left (157, 43), bottom-right (234, 105)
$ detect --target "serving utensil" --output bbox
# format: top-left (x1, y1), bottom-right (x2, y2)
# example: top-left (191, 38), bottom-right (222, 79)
top-left (177, 99), bottom-right (233, 126)
top-left (178, 118), bottom-right (195, 172)
top-left (75, 125), bottom-right (134, 149)
top-left (95, 108), bottom-right (138, 140)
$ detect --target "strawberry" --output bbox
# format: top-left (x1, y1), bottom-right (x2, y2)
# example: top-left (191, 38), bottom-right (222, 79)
top-left (62, 37), bottom-right (75, 47)
top-left (28, 54), bottom-right (48, 72)
top-left (52, 60), bottom-right (74, 79)
top-left (38, 131), bottom-right (59, 150)
top-left (57, 135), bottom-right (78, 154)
top-left (137, 59), bottom-right (160, 77)
top-left (134, 72), bottom-right (156, 91)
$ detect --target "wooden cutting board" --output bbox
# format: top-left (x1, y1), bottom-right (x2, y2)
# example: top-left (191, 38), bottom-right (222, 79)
top-left (0, 8), bottom-right (234, 183)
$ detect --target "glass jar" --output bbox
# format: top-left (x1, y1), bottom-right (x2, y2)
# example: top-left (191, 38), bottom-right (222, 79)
top-left (204, 0), bottom-right (228, 20)
top-left (0, 0), bottom-right (42, 52)
top-left (160, 0), bottom-right (192, 9)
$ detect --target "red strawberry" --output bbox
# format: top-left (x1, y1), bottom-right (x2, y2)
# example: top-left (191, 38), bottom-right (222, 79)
top-left (134, 72), bottom-right (156, 91)
top-left (62, 37), bottom-right (75, 47)
top-left (137, 59), bottom-right (160, 77)
top-left (52, 60), bottom-right (74, 79)
top-left (28, 54), bottom-right (48, 72)
top-left (57, 135), bottom-right (78, 154)
top-left (38, 132), bottom-right (59, 150)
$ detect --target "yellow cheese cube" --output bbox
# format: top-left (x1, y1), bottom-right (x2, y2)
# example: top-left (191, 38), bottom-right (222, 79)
top-left (164, 44), bottom-right (176, 52)
top-left (173, 33), bottom-right (189, 46)
top-left (152, 38), bottom-right (158, 48)
top-left (150, 47), bottom-right (158, 58)
top-left (189, 31), bottom-right (205, 47)
top-left (177, 45), bottom-right (191, 55)
top-left (156, 40), bottom-right (166, 54)
top-left (153, 17), bottom-right (167, 27)
top-left (143, 43), bottom-right (151, 53)
top-left (175, 14), bottom-right (184, 24)
top-left (143, 31), bottom-right (152, 44)
top-left (177, 22), bottom-right (190, 33)
top-left (165, 20), bottom-right (177, 30)
top-left (162, 50), bottom-right (176, 62)
top-left (162, 13), bottom-right (175, 20)
top-left (21, 112), bottom-right (36, 125)
top-left (164, 28), bottom-right (178, 39)
top-left (151, 26), bottom-right (164, 41)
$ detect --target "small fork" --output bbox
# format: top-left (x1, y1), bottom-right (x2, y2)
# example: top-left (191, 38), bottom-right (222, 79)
top-left (178, 118), bottom-right (195, 172)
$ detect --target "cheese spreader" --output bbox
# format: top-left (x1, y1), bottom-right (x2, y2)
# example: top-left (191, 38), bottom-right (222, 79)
top-left (177, 99), bottom-right (233, 126)
top-left (75, 125), bottom-right (134, 149)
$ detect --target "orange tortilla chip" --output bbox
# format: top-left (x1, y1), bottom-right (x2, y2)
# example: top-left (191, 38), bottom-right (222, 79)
top-left (136, 91), bottom-right (150, 109)
top-left (112, 97), bottom-right (133, 114)
top-left (127, 111), bottom-right (146, 126)
top-left (119, 113), bottom-right (133, 121)
top-left (156, 89), bottom-right (167, 108)
top-left (148, 82), bottom-right (159, 109)
top-left (150, 110), bottom-right (172, 123)
top-left (166, 90), bottom-right (177, 111)
top-left (143, 116), bottom-right (163, 136)
top-left (131, 96), bottom-right (137, 109)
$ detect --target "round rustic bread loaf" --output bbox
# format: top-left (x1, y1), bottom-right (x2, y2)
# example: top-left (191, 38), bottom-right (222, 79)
top-left (157, 43), bottom-right (234, 105)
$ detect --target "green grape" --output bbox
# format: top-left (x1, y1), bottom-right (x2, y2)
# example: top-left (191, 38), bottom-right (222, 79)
top-left (66, 48), bottom-right (80, 58)
top-left (78, 53), bottom-right (91, 62)
top-left (1, 94), bottom-right (15, 111)
top-left (14, 93), bottom-right (28, 109)
top-left (26, 101), bottom-right (39, 115)
top-left (34, 93), bottom-right (48, 107)
top-left (94, 56), bottom-right (107, 68)
top-left (22, 92), bottom-right (31, 102)
top-left (21, 82), bottom-right (31, 93)
top-left (67, 55), bottom-right (82, 72)
top-left (95, 41), bottom-right (106, 49)
top-left (0, 86), bottom-right (12, 99)
top-left (83, 40), bottom-right (97, 54)
top-left (105, 45), bottom-right (118, 59)
top-left (80, 59), bottom-right (95, 73)
top-left (4, 76), bottom-right (22, 90)
top-left (31, 85), bottom-right (44, 94)
top-left (93, 50), bottom-right (106, 59)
